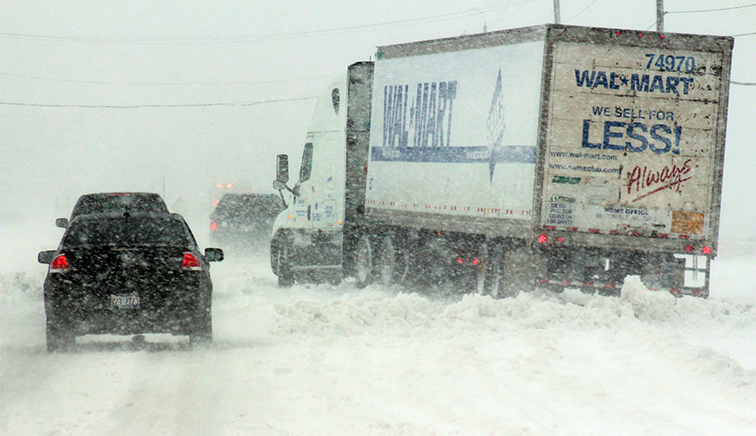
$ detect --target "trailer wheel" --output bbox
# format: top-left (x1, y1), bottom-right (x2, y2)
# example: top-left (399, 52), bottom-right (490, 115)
top-left (378, 236), bottom-right (408, 286)
top-left (475, 245), bottom-right (502, 297)
top-left (356, 235), bottom-right (373, 288)
top-left (475, 245), bottom-right (489, 295)
top-left (378, 236), bottom-right (396, 286)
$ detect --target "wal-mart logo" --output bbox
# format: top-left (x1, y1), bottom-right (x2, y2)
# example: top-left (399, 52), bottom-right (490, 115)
top-left (382, 81), bottom-right (457, 148)
top-left (373, 72), bottom-right (536, 176)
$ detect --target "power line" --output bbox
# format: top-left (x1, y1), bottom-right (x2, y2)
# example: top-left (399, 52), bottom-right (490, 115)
top-left (565, 0), bottom-right (601, 23)
top-left (0, 71), bottom-right (330, 87)
top-left (732, 81), bottom-right (756, 86)
top-left (0, 3), bottom-right (513, 45)
top-left (667, 3), bottom-right (756, 14)
top-left (0, 96), bottom-right (318, 109)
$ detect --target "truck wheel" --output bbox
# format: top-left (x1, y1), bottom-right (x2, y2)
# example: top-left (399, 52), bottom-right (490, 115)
top-left (277, 242), bottom-right (295, 287)
top-left (379, 236), bottom-right (396, 286)
top-left (487, 255), bottom-right (502, 298)
top-left (475, 246), bottom-right (501, 297)
top-left (356, 235), bottom-right (373, 288)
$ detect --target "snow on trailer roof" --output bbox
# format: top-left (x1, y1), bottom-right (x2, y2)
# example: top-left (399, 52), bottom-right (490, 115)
top-left (375, 24), bottom-right (733, 60)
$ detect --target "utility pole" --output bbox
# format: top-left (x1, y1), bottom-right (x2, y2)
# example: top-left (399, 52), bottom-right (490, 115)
top-left (656, 0), bottom-right (664, 32)
top-left (554, 0), bottom-right (561, 24)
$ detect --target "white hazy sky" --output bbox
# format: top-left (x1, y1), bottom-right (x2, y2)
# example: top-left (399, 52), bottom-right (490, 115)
top-left (1, 0), bottom-right (754, 243)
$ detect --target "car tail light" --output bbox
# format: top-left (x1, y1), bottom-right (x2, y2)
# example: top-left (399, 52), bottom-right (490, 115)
top-left (50, 254), bottom-right (69, 273)
top-left (181, 253), bottom-right (202, 271)
top-left (210, 221), bottom-right (217, 231)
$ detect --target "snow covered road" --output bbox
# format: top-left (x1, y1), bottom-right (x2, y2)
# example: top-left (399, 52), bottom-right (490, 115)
top-left (1, 250), bottom-right (756, 435)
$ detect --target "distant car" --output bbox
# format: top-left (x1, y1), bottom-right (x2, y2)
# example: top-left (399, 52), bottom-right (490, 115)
top-left (55, 192), bottom-right (169, 228)
top-left (38, 211), bottom-right (224, 351)
top-left (209, 193), bottom-right (285, 248)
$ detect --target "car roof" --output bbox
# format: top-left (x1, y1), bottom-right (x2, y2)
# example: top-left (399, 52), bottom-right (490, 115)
top-left (70, 192), bottom-right (168, 219)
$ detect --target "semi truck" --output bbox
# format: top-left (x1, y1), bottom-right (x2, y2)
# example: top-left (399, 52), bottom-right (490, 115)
top-left (270, 24), bottom-right (734, 297)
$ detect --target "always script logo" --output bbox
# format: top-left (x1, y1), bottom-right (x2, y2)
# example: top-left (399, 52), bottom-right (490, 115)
top-left (627, 159), bottom-right (693, 202)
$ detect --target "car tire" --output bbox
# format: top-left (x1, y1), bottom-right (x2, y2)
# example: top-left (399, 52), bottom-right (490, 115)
top-left (46, 314), bottom-right (75, 352)
top-left (189, 312), bottom-right (213, 345)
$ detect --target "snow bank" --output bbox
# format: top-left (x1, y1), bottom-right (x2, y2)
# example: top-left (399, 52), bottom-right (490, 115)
top-left (270, 279), bottom-right (756, 340)
top-left (0, 271), bottom-right (44, 306)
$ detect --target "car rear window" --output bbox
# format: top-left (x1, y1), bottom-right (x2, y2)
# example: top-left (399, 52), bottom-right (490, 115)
top-left (71, 193), bottom-right (168, 219)
top-left (214, 194), bottom-right (284, 218)
top-left (64, 216), bottom-right (189, 247)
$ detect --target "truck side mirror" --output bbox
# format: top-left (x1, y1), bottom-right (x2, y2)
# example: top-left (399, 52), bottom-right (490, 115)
top-left (55, 218), bottom-right (69, 229)
top-left (276, 154), bottom-right (289, 184)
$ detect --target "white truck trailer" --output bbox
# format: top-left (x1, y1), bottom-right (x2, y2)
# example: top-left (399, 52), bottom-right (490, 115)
top-left (270, 24), bottom-right (733, 297)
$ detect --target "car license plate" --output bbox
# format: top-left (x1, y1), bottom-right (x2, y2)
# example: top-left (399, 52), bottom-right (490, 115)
top-left (111, 294), bottom-right (139, 308)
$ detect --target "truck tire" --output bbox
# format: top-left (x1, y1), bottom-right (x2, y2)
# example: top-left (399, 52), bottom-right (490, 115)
top-left (487, 255), bottom-right (502, 297)
top-left (379, 236), bottom-right (396, 286)
top-left (356, 235), bottom-right (373, 288)
top-left (474, 244), bottom-right (502, 297)
top-left (475, 244), bottom-right (489, 295)
top-left (476, 251), bottom-right (502, 297)
top-left (277, 242), bottom-right (295, 287)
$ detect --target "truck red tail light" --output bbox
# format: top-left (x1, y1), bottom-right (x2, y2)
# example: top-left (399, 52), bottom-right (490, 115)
top-left (538, 234), bottom-right (548, 244)
top-left (50, 254), bottom-right (69, 272)
top-left (702, 246), bottom-right (711, 255)
top-left (181, 253), bottom-right (202, 271)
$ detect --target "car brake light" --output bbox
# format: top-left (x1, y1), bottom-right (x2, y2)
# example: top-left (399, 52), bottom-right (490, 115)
top-left (50, 254), bottom-right (69, 272)
top-left (210, 221), bottom-right (217, 231)
top-left (181, 253), bottom-right (202, 271)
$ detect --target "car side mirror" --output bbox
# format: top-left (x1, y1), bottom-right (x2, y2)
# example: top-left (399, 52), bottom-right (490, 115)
top-left (204, 248), bottom-right (224, 262)
top-left (38, 250), bottom-right (55, 264)
top-left (55, 218), bottom-right (69, 229)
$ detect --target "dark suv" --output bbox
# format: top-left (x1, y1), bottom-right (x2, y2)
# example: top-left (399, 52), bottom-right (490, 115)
top-left (209, 193), bottom-right (285, 248)
top-left (56, 192), bottom-right (169, 229)
top-left (39, 211), bottom-right (224, 351)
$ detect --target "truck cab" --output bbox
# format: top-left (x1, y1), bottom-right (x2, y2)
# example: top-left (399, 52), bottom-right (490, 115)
top-left (270, 74), bottom-right (350, 286)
